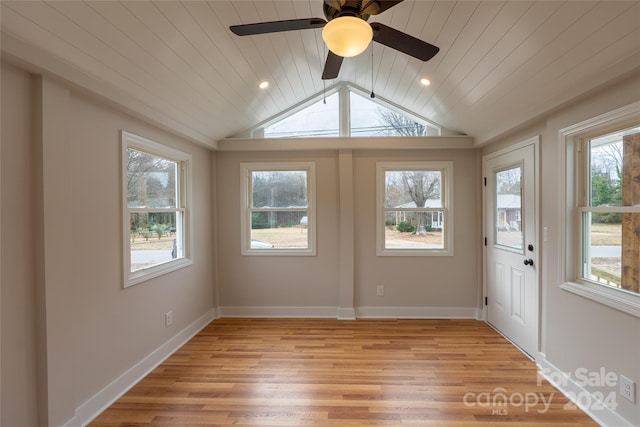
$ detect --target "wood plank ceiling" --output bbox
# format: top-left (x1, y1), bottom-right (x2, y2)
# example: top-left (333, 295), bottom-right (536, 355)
top-left (2, 1), bottom-right (640, 148)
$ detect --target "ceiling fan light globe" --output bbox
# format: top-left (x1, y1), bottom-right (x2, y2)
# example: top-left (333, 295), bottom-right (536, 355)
top-left (322, 16), bottom-right (373, 58)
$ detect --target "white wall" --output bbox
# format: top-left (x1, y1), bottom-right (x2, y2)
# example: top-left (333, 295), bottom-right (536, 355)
top-left (483, 72), bottom-right (640, 426)
top-left (215, 148), bottom-right (481, 318)
top-left (0, 61), bottom-right (216, 426)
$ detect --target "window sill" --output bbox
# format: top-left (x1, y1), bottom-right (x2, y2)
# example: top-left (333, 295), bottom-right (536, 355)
top-left (125, 258), bottom-right (193, 288)
top-left (241, 249), bottom-right (316, 256)
top-left (376, 248), bottom-right (453, 257)
top-left (560, 281), bottom-right (640, 318)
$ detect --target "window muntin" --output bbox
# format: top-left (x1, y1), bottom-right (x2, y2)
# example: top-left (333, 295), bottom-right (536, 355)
top-left (377, 162), bottom-right (453, 256)
top-left (241, 163), bottom-right (316, 255)
top-left (122, 132), bottom-right (191, 286)
top-left (579, 126), bottom-right (640, 295)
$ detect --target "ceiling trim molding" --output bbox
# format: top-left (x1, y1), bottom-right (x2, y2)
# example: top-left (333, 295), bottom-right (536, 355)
top-left (1, 34), bottom-right (218, 150)
top-left (217, 136), bottom-right (474, 151)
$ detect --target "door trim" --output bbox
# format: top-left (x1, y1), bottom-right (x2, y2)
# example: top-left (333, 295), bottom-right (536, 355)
top-left (482, 135), bottom-right (540, 359)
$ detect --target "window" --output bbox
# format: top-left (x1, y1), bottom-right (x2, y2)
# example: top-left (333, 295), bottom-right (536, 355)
top-left (264, 93), bottom-right (339, 138)
top-left (241, 162), bottom-right (316, 255)
top-left (377, 162), bottom-right (453, 256)
top-left (560, 101), bottom-right (640, 317)
top-left (122, 131), bottom-right (191, 286)
top-left (350, 91), bottom-right (438, 137)
top-left (246, 85), bottom-right (441, 138)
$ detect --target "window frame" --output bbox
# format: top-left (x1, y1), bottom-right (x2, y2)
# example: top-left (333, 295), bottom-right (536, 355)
top-left (376, 161), bottom-right (454, 256)
top-left (559, 101), bottom-right (640, 317)
top-left (240, 162), bottom-right (316, 256)
top-left (122, 131), bottom-right (192, 287)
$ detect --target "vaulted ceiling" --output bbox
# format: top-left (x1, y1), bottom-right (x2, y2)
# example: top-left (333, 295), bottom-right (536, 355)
top-left (2, 1), bottom-right (639, 149)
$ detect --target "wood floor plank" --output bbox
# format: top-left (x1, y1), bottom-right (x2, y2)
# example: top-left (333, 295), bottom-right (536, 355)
top-left (89, 319), bottom-right (598, 426)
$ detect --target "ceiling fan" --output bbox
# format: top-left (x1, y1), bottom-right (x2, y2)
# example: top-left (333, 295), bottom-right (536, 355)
top-left (230, 0), bottom-right (439, 80)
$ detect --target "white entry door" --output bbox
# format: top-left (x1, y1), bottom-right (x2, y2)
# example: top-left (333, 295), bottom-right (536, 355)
top-left (484, 141), bottom-right (538, 358)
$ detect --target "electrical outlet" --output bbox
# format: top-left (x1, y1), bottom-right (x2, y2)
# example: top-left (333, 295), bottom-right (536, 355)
top-left (376, 285), bottom-right (384, 296)
top-left (620, 375), bottom-right (635, 403)
top-left (165, 311), bottom-right (173, 328)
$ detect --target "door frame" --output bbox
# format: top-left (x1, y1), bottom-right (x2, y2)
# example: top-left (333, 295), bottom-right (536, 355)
top-left (482, 135), bottom-right (541, 359)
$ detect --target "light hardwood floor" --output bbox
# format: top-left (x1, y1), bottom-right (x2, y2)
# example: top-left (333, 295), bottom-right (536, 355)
top-left (89, 318), bottom-right (598, 426)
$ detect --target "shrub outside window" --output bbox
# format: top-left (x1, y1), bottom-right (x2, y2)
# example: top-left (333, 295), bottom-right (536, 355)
top-left (377, 162), bottom-right (453, 256)
top-left (241, 162), bottom-right (316, 256)
top-left (122, 131), bottom-right (191, 286)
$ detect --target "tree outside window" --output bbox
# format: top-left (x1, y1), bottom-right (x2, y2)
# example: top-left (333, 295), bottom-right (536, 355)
top-left (122, 131), bottom-right (191, 286)
top-left (241, 162), bottom-right (316, 256)
top-left (377, 162), bottom-right (453, 256)
top-left (582, 127), bottom-right (640, 295)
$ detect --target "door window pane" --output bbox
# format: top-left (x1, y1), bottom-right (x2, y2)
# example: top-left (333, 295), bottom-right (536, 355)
top-left (495, 166), bottom-right (523, 251)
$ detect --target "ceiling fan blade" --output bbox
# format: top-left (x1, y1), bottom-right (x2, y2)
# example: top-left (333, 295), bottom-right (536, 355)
top-left (371, 22), bottom-right (439, 61)
top-left (361, 0), bottom-right (404, 15)
top-left (322, 51), bottom-right (343, 80)
top-left (230, 18), bottom-right (326, 36)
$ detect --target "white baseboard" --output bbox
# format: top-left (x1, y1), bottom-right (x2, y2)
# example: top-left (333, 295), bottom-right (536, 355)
top-left (218, 305), bottom-right (338, 318)
top-left (65, 308), bottom-right (216, 427)
top-left (537, 354), bottom-right (634, 427)
top-left (337, 307), bottom-right (356, 320)
top-left (218, 306), bottom-right (480, 320)
top-left (356, 306), bottom-right (480, 319)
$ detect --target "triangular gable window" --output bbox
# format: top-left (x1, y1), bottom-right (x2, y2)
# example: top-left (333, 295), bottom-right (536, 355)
top-left (251, 85), bottom-right (440, 139)
top-left (264, 92), bottom-right (339, 138)
top-left (350, 91), bottom-right (435, 137)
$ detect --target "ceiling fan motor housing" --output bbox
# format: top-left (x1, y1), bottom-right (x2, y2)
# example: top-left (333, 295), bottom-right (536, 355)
top-left (323, 0), bottom-right (372, 22)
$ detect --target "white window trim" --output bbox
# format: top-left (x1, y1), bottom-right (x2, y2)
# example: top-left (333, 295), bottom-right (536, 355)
top-left (240, 162), bottom-right (316, 256)
top-left (558, 101), bottom-right (640, 317)
top-left (122, 131), bottom-right (192, 287)
top-left (376, 161), bottom-right (454, 256)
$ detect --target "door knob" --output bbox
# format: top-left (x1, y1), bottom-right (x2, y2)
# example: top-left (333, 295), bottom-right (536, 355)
top-left (523, 259), bottom-right (534, 266)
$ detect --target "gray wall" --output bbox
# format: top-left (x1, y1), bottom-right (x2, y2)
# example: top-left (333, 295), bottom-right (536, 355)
top-left (214, 148), bottom-right (481, 317)
top-left (2, 54), bottom-right (638, 426)
top-left (1, 62), bottom-right (215, 426)
top-left (482, 72), bottom-right (640, 426)
top-left (1, 60), bottom-right (40, 427)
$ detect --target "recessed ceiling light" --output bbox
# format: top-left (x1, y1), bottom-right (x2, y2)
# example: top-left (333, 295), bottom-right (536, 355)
top-left (258, 80), bottom-right (269, 89)
top-left (420, 77), bottom-right (431, 86)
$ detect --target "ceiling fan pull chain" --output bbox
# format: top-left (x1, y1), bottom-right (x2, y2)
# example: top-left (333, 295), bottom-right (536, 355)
top-left (323, 80), bottom-right (327, 104)
top-left (323, 43), bottom-right (327, 104)
top-left (370, 43), bottom-right (375, 99)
